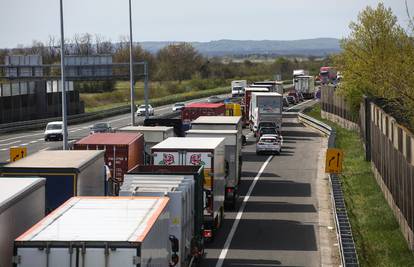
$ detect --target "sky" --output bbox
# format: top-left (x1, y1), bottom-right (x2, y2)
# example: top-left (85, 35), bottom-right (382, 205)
top-left (0, 0), bottom-right (412, 48)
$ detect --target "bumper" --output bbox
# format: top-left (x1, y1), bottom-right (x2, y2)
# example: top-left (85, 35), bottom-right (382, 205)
top-left (45, 134), bottom-right (62, 140)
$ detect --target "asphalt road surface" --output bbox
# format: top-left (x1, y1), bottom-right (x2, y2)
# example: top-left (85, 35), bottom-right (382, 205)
top-left (200, 107), bottom-right (327, 267)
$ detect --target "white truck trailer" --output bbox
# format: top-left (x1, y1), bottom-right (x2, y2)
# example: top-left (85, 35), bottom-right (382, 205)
top-left (186, 129), bottom-right (241, 208)
top-left (0, 177), bottom-right (46, 267)
top-left (294, 75), bottom-right (315, 99)
top-left (231, 80), bottom-right (247, 97)
top-left (151, 137), bottom-right (225, 240)
top-left (117, 125), bottom-right (175, 164)
top-left (191, 116), bottom-right (243, 146)
top-left (14, 196), bottom-right (173, 267)
top-left (120, 175), bottom-right (194, 267)
top-left (250, 92), bottom-right (283, 133)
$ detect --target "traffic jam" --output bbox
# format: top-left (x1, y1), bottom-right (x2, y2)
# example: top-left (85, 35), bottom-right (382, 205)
top-left (0, 76), bottom-right (318, 267)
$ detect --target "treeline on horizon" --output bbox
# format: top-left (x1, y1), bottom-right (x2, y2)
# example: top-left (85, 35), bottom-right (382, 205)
top-left (0, 35), bottom-right (330, 93)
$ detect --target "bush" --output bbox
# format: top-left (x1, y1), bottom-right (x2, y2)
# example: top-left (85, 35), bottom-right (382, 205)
top-left (75, 81), bottom-right (115, 93)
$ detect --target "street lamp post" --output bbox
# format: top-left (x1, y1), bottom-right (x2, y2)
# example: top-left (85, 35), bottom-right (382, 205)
top-left (128, 0), bottom-right (135, 126)
top-left (59, 0), bottom-right (68, 150)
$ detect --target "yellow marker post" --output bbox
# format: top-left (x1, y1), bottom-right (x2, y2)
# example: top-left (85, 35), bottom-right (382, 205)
top-left (10, 147), bottom-right (27, 162)
top-left (325, 148), bottom-right (343, 174)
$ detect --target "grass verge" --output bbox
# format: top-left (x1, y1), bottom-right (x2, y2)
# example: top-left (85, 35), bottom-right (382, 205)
top-left (84, 86), bottom-right (229, 113)
top-left (305, 103), bottom-right (414, 267)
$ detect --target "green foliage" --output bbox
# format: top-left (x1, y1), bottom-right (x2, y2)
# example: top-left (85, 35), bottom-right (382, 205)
top-left (306, 104), bottom-right (414, 267)
top-left (74, 81), bottom-right (115, 93)
top-left (335, 3), bottom-right (414, 129)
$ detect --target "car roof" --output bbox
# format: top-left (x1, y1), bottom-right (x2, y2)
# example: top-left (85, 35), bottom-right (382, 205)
top-left (47, 121), bottom-right (62, 125)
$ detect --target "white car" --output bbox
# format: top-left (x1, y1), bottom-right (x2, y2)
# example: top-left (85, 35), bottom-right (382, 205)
top-left (136, 104), bottom-right (154, 116)
top-left (44, 121), bottom-right (63, 141)
top-left (172, 102), bottom-right (185, 111)
top-left (256, 134), bottom-right (282, 155)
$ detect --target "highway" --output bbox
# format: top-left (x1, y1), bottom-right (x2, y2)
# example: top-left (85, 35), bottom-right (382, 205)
top-left (199, 100), bottom-right (339, 267)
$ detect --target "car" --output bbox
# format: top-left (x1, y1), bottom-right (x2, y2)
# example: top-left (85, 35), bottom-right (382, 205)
top-left (44, 121), bottom-right (63, 141)
top-left (207, 96), bottom-right (220, 103)
top-left (172, 102), bottom-right (185, 112)
top-left (256, 135), bottom-right (282, 155)
top-left (136, 104), bottom-right (154, 116)
top-left (286, 96), bottom-right (297, 105)
top-left (90, 122), bottom-right (112, 134)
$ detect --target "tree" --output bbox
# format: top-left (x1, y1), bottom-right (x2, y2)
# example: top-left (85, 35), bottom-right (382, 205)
top-left (156, 43), bottom-right (203, 82)
top-left (335, 3), bottom-right (414, 127)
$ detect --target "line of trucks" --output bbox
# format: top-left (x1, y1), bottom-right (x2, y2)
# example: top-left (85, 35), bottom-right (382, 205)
top-left (0, 81), bottom-right (284, 267)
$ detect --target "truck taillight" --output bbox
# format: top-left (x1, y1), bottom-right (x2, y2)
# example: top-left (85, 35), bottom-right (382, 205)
top-left (226, 188), bottom-right (233, 193)
top-left (203, 229), bottom-right (213, 238)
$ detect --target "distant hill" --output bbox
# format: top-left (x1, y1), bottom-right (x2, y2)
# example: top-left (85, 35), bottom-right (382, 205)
top-left (139, 38), bottom-right (341, 57)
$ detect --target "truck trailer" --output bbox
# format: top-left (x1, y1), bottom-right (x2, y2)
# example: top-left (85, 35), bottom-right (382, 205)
top-left (186, 129), bottom-right (241, 208)
top-left (250, 92), bottom-right (283, 133)
top-left (13, 196), bottom-right (173, 267)
top-left (0, 177), bottom-right (45, 267)
top-left (181, 103), bottom-right (225, 125)
top-left (294, 75), bottom-right (315, 99)
top-left (120, 175), bottom-right (194, 267)
top-left (127, 165), bottom-right (205, 257)
top-left (0, 150), bottom-right (106, 212)
top-left (243, 87), bottom-right (269, 127)
top-left (151, 137), bottom-right (225, 240)
top-left (253, 81), bottom-right (284, 94)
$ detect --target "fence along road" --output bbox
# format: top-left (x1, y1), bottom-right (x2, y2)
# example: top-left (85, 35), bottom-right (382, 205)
top-left (200, 106), bottom-right (339, 267)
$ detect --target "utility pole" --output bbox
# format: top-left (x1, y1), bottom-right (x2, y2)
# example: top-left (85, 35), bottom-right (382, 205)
top-left (128, 0), bottom-right (135, 126)
top-left (144, 62), bottom-right (149, 119)
top-left (59, 0), bottom-right (68, 150)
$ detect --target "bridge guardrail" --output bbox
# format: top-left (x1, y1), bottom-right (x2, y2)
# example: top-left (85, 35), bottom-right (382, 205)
top-left (298, 112), bottom-right (359, 267)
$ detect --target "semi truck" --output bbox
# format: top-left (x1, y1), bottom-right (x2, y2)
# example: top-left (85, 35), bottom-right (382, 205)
top-left (181, 103), bottom-right (225, 125)
top-left (294, 75), bottom-right (315, 99)
top-left (231, 80), bottom-right (247, 97)
top-left (14, 197), bottom-right (174, 267)
top-left (319, 66), bottom-right (337, 84)
top-left (250, 92), bottom-right (283, 134)
top-left (0, 150), bottom-right (106, 212)
top-left (151, 137), bottom-right (226, 241)
top-left (186, 129), bottom-right (241, 208)
top-left (243, 87), bottom-right (269, 127)
top-left (253, 81), bottom-right (284, 94)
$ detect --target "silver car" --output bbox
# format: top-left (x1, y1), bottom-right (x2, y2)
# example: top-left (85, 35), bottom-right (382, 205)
top-left (256, 135), bottom-right (282, 155)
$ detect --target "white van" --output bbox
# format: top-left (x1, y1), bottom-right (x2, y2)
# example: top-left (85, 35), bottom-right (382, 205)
top-left (44, 121), bottom-right (63, 141)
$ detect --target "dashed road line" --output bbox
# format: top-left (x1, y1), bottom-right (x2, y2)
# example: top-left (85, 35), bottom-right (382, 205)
top-left (215, 155), bottom-right (273, 267)
top-left (0, 140), bottom-right (21, 147)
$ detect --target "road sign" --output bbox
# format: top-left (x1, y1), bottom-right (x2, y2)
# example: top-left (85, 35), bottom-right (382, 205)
top-left (325, 148), bottom-right (343, 173)
top-left (10, 147), bottom-right (27, 162)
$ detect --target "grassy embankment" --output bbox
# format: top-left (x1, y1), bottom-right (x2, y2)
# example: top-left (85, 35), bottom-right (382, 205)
top-left (306, 104), bottom-right (414, 267)
top-left (81, 78), bottom-right (292, 113)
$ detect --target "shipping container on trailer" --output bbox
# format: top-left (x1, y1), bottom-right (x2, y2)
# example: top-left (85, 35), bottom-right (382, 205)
top-left (73, 133), bottom-right (144, 191)
top-left (120, 175), bottom-right (194, 267)
top-left (186, 129), bottom-right (241, 209)
top-left (127, 165), bottom-right (205, 257)
top-left (243, 87), bottom-right (269, 127)
top-left (295, 75), bottom-right (315, 99)
top-left (0, 151), bottom-right (105, 212)
top-left (181, 103), bottom-right (225, 125)
top-left (117, 126), bottom-right (175, 164)
top-left (13, 197), bottom-right (173, 267)
top-left (151, 137), bottom-right (225, 240)
top-left (0, 177), bottom-right (45, 267)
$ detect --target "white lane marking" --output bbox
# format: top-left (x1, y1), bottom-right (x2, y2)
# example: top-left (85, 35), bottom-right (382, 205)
top-left (215, 155), bottom-right (273, 267)
top-left (69, 128), bottom-right (83, 133)
top-left (37, 138), bottom-right (44, 141)
top-left (29, 141), bottom-right (38, 144)
top-left (0, 132), bottom-right (44, 143)
top-left (0, 148), bottom-right (7, 151)
top-left (20, 143), bottom-right (29, 146)
top-left (0, 140), bottom-right (21, 147)
top-left (40, 147), bottom-right (50, 151)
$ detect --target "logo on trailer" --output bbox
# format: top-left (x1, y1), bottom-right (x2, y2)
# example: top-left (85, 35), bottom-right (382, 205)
top-left (190, 154), bottom-right (205, 166)
top-left (159, 153), bottom-right (175, 165)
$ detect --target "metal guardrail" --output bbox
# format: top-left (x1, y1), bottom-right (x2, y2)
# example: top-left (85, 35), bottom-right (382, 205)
top-left (298, 112), bottom-right (359, 267)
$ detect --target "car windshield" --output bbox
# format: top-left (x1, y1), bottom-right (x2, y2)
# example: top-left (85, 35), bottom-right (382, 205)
top-left (259, 122), bottom-right (275, 128)
top-left (47, 124), bottom-right (62, 130)
top-left (175, 103), bottom-right (184, 107)
top-left (261, 128), bottom-right (277, 134)
top-left (139, 105), bottom-right (150, 109)
top-left (93, 123), bottom-right (108, 129)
